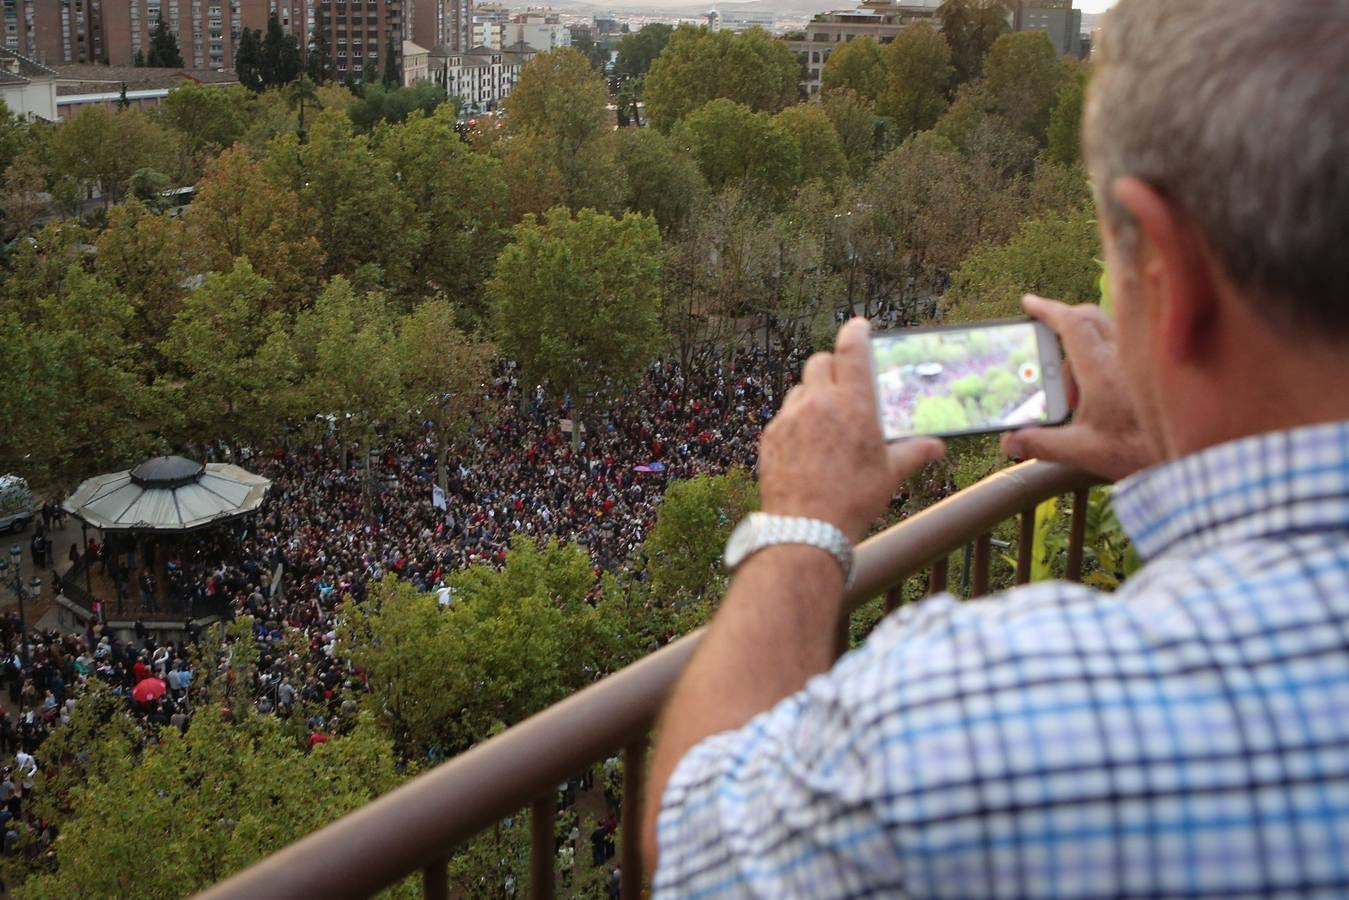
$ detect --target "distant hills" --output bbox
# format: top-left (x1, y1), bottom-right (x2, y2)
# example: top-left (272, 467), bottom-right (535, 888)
top-left (556, 0), bottom-right (864, 15)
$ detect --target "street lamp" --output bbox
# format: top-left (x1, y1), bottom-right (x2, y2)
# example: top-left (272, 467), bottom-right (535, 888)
top-left (0, 543), bottom-right (38, 665)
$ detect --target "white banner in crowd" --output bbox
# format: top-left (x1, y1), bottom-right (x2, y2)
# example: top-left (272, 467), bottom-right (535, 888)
top-left (432, 485), bottom-right (447, 510)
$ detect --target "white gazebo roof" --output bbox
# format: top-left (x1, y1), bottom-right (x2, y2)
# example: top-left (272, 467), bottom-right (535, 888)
top-left (63, 456), bottom-right (270, 534)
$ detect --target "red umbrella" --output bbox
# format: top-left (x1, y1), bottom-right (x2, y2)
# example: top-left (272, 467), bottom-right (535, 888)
top-left (132, 678), bottom-right (167, 704)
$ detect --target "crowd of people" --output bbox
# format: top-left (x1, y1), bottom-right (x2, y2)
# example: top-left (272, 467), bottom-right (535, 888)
top-left (1, 347), bottom-right (806, 864)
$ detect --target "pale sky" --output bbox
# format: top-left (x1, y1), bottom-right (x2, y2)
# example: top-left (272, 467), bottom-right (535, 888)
top-left (1078, 0), bottom-right (1116, 12)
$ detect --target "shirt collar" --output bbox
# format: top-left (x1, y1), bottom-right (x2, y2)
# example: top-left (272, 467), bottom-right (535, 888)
top-left (1113, 420), bottom-right (1349, 561)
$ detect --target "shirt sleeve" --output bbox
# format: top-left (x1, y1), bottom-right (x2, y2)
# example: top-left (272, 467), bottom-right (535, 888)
top-left (651, 605), bottom-right (937, 899)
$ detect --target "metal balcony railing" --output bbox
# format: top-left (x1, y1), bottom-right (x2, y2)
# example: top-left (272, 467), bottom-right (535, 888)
top-left (197, 461), bottom-right (1099, 900)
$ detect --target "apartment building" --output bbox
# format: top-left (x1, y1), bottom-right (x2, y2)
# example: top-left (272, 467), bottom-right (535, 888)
top-left (787, 0), bottom-right (940, 97)
top-left (469, 2), bottom-right (506, 49)
top-left (1013, 0), bottom-right (1082, 57)
top-left (428, 40), bottom-right (532, 113)
top-left (9, 0), bottom-right (404, 78)
top-left (2, 0), bottom-right (102, 65)
top-left (502, 9), bottom-right (567, 53)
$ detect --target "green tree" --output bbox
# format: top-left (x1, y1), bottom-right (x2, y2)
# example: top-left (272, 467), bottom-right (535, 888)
top-left (94, 198), bottom-right (189, 354)
top-left (146, 12), bottom-right (184, 68)
top-left (912, 394), bottom-right (970, 433)
top-left (0, 265), bottom-right (157, 484)
top-left (821, 36), bottom-right (887, 103)
top-left (937, 0), bottom-right (1013, 87)
top-left (615, 22), bottom-right (673, 78)
top-left (1046, 62), bottom-right (1089, 165)
top-left (0, 150), bottom-right (48, 239)
top-left (942, 204), bottom-right (1100, 322)
top-left (876, 24), bottom-right (953, 141)
top-left (821, 88), bottom-right (881, 177)
top-left (260, 12), bottom-right (301, 88)
top-left (339, 544), bottom-right (637, 757)
top-left (19, 697), bottom-right (403, 896)
top-left (761, 181), bottom-right (845, 369)
top-left (347, 81), bottom-right (450, 131)
top-left (645, 470), bottom-right (758, 617)
top-left (501, 48), bottom-right (620, 213)
top-left (182, 144), bottom-right (324, 310)
top-left (571, 28), bottom-right (611, 72)
top-left (983, 30), bottom-right (1068, 144)
top-left (291, 277), bottom-right (404, 482)
top-left (263, 109), bottom-right (419, 291)
top-left (397, 296), bottom-right (494, 491)
top-left (383, 34), bottom-right (400, 87)
top-left (672, 99), bottom-right (801, 197)
top-left (488, 207), bottom-right (665, 447)
top-left (159, 259), bottom-right (298, 446)
top-left (285, 75), bottom-right (321, 142)
top-left (0, 99), bottom-right (36, 175)
top-left (660, 187), bottom-right (774, 371)
top-left (772, 104), bottom-right (848, 185)
top-left (156, 83), bottom-right (253, 154)
top-left (644, 25), bottom-right (799, 132)
top-left (235, 27), bottom-right (264, 91)
top-left (616, 127), bottom-right (706, 234)
top-left (372, 105), bottom-right (509, 315)
top-left (48, 106), bottom-right (172, 206)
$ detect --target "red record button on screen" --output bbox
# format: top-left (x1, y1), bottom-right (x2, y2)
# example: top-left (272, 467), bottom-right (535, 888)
top-left (1020, 363), bottom-right (1039, 384)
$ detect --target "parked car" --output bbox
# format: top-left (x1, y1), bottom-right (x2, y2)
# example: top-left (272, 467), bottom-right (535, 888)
top-left (0, 475), bottom-right (36, 533)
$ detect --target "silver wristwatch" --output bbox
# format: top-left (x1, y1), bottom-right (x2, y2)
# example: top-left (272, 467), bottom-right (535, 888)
top-left (724, 513), bottom-right (854, 588)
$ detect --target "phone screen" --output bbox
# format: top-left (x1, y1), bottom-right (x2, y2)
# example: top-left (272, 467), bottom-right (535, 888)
top-left (871, 321), bottom-right (1058, 440)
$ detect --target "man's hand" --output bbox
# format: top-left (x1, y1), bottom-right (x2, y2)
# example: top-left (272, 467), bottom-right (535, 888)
top-left (760, 318), bottom-right (945, 544)
top-left (1001, 295), bottom-right (1158, 482)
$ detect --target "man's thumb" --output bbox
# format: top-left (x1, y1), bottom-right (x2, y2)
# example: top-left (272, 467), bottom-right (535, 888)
top-left (1001, 427), bottom-right (1072, 464)
top-left (886, 438), bottom-right (945, 481)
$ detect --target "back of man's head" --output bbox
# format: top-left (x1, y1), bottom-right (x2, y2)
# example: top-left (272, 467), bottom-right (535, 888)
top-left (1085, 0), bottom-right (1349, 337)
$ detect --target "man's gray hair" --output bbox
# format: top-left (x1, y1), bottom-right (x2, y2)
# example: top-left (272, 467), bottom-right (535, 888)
top-left (1084, 0), bottom-right (1349, 335)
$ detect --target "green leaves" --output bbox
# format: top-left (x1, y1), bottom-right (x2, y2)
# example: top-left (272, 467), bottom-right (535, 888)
top-left (673, 99), bottom-right (802, 197)
top-left (339, 540), bottom-right (639, 758)
top-left (489, 206), bottom-right (665, 415)
top-left (645, 470), bottom-right (759, 611)
top-left (644, 26), bottom-right (799, 133)
top-left (19, 696), bottom-right (403, 897)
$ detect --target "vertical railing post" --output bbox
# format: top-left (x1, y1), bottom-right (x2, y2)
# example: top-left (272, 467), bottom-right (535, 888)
top-left (884, 579), bottom-right (905, 614)
top-left (972, 533), bottom-right (992, 598)
top-left (1015, 507), bottom-right (1035, 585)
top-left (929, 557), bottom-right (948, 595)
top-left (422, 856), bottom-right (448, 900)
top-left (530, 796), bottom-right (556, 900)
top-left (1066, 488), bottom-right (1089, 583)
top-left (621, 740), bottom-right (648, 899)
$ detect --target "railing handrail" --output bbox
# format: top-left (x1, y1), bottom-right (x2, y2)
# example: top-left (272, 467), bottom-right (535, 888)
top-left (197, 460), bottom-right (1097, 900)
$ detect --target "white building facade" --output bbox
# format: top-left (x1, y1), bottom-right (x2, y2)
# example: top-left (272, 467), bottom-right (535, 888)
top-left (0, 47), bottom-right (58, 121)
top-left (429, 43), bottom-right (536, 113)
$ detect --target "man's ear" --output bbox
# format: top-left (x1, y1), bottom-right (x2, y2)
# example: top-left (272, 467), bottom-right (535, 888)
top-left (1112, 177), bottom-right (1220, 366)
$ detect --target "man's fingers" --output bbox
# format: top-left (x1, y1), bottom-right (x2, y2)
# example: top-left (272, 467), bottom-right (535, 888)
top-left (801, 352), bottom-right (834, 387)
top-left (886, 438), bottom-right (945, 482)
top-left (1022, 294), bottom-right (1073, 329)
top-left (1002, 425), bottom-right (1085, 465)
top-left (832, 318), bottom-right (874, 387)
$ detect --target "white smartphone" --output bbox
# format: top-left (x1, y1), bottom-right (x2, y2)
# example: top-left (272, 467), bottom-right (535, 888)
top-left (869, 319), bottom-right (1070, 441)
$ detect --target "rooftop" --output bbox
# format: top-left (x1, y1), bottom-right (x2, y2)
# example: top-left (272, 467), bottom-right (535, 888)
top-left (0, 46), bottom-right (58, 86)
top-left (51, 64), bottom-right (238, 96)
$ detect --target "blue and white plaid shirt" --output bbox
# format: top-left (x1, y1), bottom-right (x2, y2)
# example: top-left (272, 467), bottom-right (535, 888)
top-left (655, 421), bottom-right (1349, 898)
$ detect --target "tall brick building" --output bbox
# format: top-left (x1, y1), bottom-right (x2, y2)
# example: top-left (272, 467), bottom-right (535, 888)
top-left (3, 0), bottom-right (103, 65)
top-left (6, 0), bottom-right (412, 79)
top-left (407, 0), bottom-right (471, 54)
